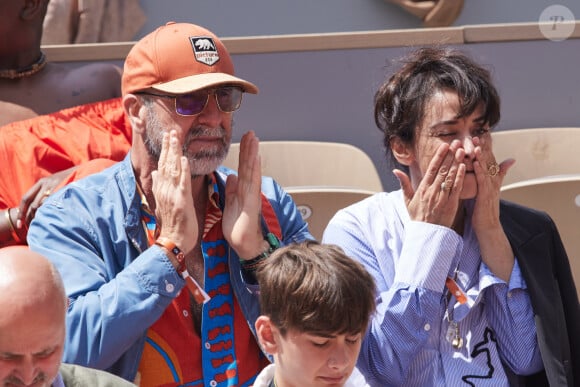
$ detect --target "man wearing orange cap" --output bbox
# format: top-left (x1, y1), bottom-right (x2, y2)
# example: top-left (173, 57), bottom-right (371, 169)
top-left (28, 22), bottom-right (313, 386)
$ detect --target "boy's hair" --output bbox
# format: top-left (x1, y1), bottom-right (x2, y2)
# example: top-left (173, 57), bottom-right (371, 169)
top-left (256, 240), bottom-right (376, 336)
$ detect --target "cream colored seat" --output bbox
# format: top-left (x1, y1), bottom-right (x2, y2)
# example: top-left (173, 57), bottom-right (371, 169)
top-left (491, 128), bottom-right (580, 186)
top-left (285, 187), bottom-right (375, 241)
top-left (500, 175), bottom-right (580, 299)
top-left (222, 141), bottom-right (383, 192)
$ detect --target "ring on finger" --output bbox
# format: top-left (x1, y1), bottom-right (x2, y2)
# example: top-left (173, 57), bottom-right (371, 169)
top-left (487, 162), bottom-right (500, 177)
top-left (440, 181), bottom-right (451, 192)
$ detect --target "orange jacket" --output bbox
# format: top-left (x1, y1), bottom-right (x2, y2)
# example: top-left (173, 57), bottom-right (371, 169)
top-left (0, 98), bottom-right (131, 209)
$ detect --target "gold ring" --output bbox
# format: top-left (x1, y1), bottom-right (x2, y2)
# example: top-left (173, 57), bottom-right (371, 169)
top-left (487, 162), bottom-right (500, 177)
top-left (43, 189), bottom-right (51, 197)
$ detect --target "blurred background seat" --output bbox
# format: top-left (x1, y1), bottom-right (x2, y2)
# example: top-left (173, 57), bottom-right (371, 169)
top-left (222, 141), bottom-right (384, 192)
top-left (500, 174), bottom-right (580, 299)
top-left (492, 128), bottom-right (580, 186)
top-left (285, 187), bottom-right (375, 241)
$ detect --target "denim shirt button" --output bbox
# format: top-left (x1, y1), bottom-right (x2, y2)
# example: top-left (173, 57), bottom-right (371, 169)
top-left (165, 283), bottom-right (175, 293)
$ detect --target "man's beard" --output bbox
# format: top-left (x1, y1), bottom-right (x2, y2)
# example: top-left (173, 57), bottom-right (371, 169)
top-left (143, 112), bottom-right (230, 177)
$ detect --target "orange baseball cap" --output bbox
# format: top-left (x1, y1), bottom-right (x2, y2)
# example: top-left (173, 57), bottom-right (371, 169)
top-left (122, 22), bottom-right (258, 96)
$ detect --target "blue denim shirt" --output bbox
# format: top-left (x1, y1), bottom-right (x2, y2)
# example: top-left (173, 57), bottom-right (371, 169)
top-left (28, 154), bottom-right (312, 381)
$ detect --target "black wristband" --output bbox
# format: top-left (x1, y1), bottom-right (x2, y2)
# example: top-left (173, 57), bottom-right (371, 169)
top-left (240, 233), bottom-right (280, 270)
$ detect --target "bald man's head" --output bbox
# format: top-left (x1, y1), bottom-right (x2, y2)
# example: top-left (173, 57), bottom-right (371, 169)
top-left (0, 246), bottom-right (66, 313)
top-left (0, 246), bottom-right (66, 386)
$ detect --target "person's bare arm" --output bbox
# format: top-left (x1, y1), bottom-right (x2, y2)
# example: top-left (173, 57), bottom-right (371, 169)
top-left (60, 62), bottom-right (122, 100)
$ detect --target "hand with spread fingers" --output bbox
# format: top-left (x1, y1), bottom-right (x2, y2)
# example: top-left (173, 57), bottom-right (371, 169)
top-left (222, 130), bottom-right (266, 260)
top-left (469, 136), bottom-right (517, 281)
top-left (394, 140), bottom-right (465, 229)
top-left (470, 136), bottom-right (515, 234)
top-left (152, 130), bottom-right (197, 255)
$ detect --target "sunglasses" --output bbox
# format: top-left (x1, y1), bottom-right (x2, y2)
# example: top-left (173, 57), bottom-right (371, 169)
top-left (138, 85), bottom-right (243, 116)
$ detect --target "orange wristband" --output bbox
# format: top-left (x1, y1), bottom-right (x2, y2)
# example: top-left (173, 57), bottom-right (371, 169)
top-left (155, 237), bottom-right (186, 273)
top-left (154, 237), bottom-right (210, 304)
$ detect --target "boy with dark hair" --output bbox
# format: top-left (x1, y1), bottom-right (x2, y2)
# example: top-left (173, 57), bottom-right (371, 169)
top-left (254, 241), bottom-right (376, 387)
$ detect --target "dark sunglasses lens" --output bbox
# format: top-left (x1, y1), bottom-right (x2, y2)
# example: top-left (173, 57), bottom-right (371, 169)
top-left (216, 86), bottom-right (243, 112)
top-left (175, 93), bottom-right (208, 115)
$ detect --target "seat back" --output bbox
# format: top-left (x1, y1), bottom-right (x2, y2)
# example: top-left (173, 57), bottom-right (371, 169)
top-left (500, 175), bottom-right (580, 299)
top-left (222, 141), bottom-right (383, 192)
top-left (491, 128), bottom-right (580, 186)
top-left (285, 187), bottom-right (375, 241)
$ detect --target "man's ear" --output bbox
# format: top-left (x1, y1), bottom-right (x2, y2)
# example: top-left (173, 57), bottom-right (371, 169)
top-left (390, 137), bottom-right (414, 166)
top-left (255, 316), bottom-right (279, 355)
top-left (20, 0), bottom-right (46, 21)
top-left (123, 94), bottom-right (146, 135)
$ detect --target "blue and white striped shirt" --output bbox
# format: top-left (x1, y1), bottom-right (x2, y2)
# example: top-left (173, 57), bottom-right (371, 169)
top-left (322, 191), bottom-right (544, 387)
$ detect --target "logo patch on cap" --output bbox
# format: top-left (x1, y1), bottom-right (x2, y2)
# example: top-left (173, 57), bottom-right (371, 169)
top-left (190, 36), bottom-right (219, 66)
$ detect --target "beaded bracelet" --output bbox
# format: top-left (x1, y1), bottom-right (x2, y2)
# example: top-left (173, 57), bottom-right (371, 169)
top-left (240, 233), bottom-right (280, 271)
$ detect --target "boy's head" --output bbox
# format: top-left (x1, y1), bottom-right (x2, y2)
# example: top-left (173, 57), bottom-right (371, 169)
top-left (255, 241), bottom-right (376, 387)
